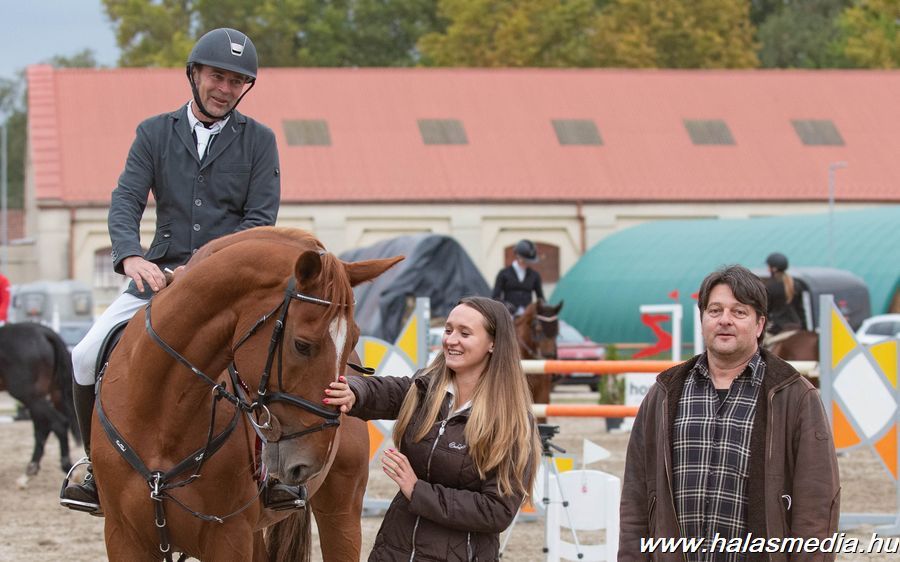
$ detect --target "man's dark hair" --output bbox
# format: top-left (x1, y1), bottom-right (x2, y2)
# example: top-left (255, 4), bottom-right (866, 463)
top-left (698, 265), bottom-right (768, 344)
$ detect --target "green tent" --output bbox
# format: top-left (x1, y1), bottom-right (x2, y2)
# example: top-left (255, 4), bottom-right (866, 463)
top-left (551, 206), bottom-right (900, 347)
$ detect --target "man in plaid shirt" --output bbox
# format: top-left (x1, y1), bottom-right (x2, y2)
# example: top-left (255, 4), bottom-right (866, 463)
top-left (619, 265), bottom-right (840, 561)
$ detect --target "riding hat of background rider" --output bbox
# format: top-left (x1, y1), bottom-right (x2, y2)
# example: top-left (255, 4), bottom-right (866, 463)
top-left (514, 239), bottom-right (539, 263)
top-left (766, 252), bottom-right (789, 272)
top-left (186, 28), bottom-right (258, 120)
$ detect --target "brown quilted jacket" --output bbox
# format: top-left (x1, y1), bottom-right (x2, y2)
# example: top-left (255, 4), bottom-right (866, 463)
top-left (348, 371), bottom-right (533, 561)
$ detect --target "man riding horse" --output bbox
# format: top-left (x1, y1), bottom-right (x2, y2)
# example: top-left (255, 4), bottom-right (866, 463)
top-left (61, 27), bottom-right (285, 515)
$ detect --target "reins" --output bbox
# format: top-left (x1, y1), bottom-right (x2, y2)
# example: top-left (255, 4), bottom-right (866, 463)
top-left (96, 277), bottom-right (367, 561)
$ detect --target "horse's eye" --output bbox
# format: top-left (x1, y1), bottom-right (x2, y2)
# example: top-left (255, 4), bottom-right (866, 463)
top-left (294, 340), bottom-right (312, 356)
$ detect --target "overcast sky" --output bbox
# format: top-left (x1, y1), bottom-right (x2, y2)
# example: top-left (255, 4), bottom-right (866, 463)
top-left (1, 0), bottom-right (119, 80)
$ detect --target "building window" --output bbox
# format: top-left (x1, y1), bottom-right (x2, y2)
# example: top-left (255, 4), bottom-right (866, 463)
top-left (94, 247), bottom-right (127, 290)
top-left (283, 119), bottom-right (332, 146)
top-left (503, 242), bottom-right (560, 284)
top-left (552, 119), bottom-right (603, 146)
top-left (683, 119), bottom-right (735, 145)
top-left (418, 119), bottom-right (468, 145)
top-left (791, 119), bottom-right (844, 146)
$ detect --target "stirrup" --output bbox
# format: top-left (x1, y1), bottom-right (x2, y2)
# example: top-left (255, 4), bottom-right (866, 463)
top-left (262, 481), bottom-right (308, 511)
top-left (59, 457), bottom-right (103, 516)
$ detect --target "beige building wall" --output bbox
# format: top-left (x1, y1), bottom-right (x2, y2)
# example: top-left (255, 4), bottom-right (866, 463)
top-left (52, 199), bottom-right (878, 312)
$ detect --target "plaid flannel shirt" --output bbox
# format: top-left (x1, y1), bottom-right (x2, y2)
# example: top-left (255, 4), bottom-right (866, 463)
top-left (672, 351), bottom-right (765, 561)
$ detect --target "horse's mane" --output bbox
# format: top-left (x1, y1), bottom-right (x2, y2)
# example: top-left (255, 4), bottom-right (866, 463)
top-left (188, 227), bottom-right (323, 264)
top-left (185, 227), bottom-right (354, 321)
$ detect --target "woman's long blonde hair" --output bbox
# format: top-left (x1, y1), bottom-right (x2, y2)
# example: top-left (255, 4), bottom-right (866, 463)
top-left (392, 297), bottom-right (540, 496)
top-left (774, 271), bottom-right (796, 303)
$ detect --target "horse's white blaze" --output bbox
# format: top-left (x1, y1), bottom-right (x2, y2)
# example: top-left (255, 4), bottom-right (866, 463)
top-left (329, 317), bottom-right (348, 381)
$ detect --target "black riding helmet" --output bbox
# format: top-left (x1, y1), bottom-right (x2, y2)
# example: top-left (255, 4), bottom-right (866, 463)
top-left (766, 252), bottom-right (789, 272)
top-left (514, 239), bottom-right (538, 262)
top-left (186, 28), bottom-right (258, 121)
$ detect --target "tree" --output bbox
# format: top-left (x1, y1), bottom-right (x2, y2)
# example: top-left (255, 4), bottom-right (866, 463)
top-left (102, 0), bottom-right (195, 67)
top-left (417, 0), bottom-right (602, 67)
top-left (756, 0), bottom-right (850, 68)
top-left (836, 0), bottom-right (900, 68)
top-left (749, 0), bottom-right (788, 26)
top-left (0, 50), bottom-right (99, 211)
top-left (592, 0), bottom-right (759, 68)
top-left (0, 76), bottom-right (26, 209)
top-left (103, 0), bottom-right (443, 67)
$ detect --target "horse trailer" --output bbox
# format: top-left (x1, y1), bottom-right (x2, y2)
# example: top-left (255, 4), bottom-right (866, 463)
top-left (8, 280), bottom-right (94, 350)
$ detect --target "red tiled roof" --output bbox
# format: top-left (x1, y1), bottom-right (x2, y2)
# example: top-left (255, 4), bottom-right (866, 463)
top-left (27, 66), bottom-right (900, 204)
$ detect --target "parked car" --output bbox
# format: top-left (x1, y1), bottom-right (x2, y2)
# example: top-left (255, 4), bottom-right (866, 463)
top-left (856, 314), bottom-right (900, 345)
top-left (555, 320), bottom-right (606, 390)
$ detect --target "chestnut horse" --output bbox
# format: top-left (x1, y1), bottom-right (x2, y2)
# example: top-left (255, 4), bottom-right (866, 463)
top-left (91, 227), bottom-right (400, 561)
top-left (515, 300), bottom-right (563, 421)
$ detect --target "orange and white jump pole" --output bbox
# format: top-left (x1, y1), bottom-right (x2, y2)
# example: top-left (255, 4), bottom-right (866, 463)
top-left (531, 404), bottom-right (640, 418)
top-left (521, 359), bottom-right (819, 376)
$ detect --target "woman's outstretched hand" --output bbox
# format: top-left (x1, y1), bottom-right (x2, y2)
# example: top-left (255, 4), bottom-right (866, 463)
top-left (323, 376), bottom-right (355, 413)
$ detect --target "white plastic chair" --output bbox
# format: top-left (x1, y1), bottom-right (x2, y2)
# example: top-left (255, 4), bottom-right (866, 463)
top-left (544, 469), bottom-right (620, 561)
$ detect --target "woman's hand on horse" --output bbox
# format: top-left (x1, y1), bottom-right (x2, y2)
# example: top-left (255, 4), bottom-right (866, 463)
top-left (324, 376), bottom-right (355, 413)
top-left (123, 256), bottom-right (168, 293)
top-left (382, 448), bottom-right (417, 500)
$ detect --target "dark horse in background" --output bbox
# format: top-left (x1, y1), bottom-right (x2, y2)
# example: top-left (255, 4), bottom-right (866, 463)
top-left (0, 322), bottom-right (80, 482)
top-left (516, 300), bottom-right (563, 422)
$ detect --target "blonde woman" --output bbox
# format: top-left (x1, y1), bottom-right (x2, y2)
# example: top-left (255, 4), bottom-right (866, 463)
top-left (325, 296), bottom-right (539, 561)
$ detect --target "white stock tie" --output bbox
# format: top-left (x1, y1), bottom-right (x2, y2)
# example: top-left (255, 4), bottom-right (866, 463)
top-left (194, 123), bottom-right (221, 160)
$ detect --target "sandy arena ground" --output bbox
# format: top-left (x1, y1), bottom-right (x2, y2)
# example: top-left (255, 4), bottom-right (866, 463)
top-left (0, 387), bottom-right (897, 561)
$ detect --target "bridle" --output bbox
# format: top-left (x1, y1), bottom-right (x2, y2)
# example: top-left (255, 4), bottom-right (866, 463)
top-left (146, 277), bottom-right (349, 440)
top-left (95, 277), bottom-right (368, 561)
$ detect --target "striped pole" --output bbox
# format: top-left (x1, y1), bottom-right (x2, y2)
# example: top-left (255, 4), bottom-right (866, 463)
top-left (521, 359), bottom-right (819, 376)
top-left (532, 404), bottom-right (639, 418)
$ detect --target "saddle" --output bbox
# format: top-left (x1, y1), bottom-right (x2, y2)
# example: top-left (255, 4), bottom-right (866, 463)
top-left (763, 328), bottom-right (799, 349)
top-left (95, 320), bottom-right (129, 380)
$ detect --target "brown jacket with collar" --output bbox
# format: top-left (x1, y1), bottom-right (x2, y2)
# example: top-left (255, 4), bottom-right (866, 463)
top-left (619, 349), bottom-right (840, 561)
top-left (348, 371), bottom-right (533, 561)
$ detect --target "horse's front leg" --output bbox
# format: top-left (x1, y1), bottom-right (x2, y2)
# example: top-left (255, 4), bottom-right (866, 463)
top-left (311, 418), bottom-right (369, 562)
top-left (200, 523), bottom-right (258, 561)
top-left (104, 519), bottom-right (163, 562)
top-left (251, 530), bottom-right (268, 562)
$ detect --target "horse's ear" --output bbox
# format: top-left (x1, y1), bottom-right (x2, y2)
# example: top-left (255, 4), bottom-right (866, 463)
top-left (553, 300), bottom-right (564, 313)
top-left (295, 250), bottom-right (323, 284)
top-left (344, 256), bottom-right (404, 287)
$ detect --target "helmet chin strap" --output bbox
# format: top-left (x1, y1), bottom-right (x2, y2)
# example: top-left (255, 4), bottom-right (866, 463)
top-left (186, 64), bottom-right (256, 122)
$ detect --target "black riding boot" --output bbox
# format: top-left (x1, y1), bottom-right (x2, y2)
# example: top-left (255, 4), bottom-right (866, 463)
top-left (60, 382), bottom-right (101, 515)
